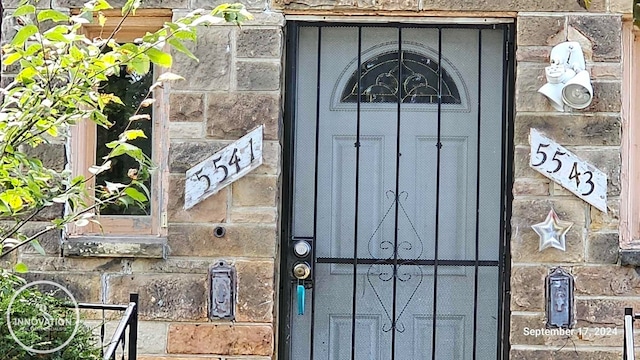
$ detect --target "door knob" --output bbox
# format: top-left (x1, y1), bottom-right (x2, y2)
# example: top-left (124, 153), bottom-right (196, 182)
top-left (293, 262), bottom-right (311, 280)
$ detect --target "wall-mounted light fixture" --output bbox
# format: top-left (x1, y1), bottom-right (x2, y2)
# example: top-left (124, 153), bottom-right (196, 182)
top-left (538, 41), bottom-right (593, 111)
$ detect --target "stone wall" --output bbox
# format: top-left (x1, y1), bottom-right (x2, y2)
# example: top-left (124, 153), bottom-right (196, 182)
top-left (2, 0), bottom-right (284, 357)
top-left (1, 0), bottom-right (636, 357)
top-left (161, 15), bottom-right (283, 357)
top-left (510, 11), bottom-right (628, 360)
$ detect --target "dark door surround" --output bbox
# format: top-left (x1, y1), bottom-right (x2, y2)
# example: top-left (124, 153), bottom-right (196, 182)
top-left (278, 20), bottom-right (516, 360)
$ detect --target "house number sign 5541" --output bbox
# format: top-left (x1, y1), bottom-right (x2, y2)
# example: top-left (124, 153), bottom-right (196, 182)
top-left (529, 128), bottom-right (607, 213)
top-left (184, 125), bottom-right (263, 210)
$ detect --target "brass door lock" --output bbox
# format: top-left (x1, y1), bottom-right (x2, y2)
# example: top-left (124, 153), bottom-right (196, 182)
top-left (293, 262), bottom-right (311, 280)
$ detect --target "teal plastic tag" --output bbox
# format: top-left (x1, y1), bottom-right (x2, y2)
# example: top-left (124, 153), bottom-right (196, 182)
top-left (297, 284), bottom-right (305, 315)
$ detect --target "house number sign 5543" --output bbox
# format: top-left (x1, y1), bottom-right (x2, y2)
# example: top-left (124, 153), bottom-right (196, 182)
top-left (529, 128), bottom-right (607, 213)
top-left (184, 125), bottom-right (263, 210)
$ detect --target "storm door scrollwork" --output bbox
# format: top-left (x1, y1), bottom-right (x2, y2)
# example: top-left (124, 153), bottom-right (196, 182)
top-left (366, 190), bottom-right (425, 333)
top-left (341, 50), bottom-right (462, 104)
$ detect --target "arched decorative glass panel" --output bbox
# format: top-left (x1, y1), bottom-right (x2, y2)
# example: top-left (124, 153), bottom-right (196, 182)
top-left (341, 50), bottom-right (461, 104)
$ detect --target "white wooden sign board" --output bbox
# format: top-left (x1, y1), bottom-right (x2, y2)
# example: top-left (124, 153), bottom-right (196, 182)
top-left (529, 128), bottom-right (607, 213)
top-left (184, 125), bottom-right (263, 210)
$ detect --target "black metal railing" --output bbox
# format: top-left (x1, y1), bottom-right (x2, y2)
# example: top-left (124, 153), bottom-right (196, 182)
top-left (77, 293), bottom-right (139, 360)
top-left (624, 307), bottom-right (639, 360)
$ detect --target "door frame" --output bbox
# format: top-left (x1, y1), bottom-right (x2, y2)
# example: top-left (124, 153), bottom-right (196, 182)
top-left (277, 20), bottom-right (516, 360)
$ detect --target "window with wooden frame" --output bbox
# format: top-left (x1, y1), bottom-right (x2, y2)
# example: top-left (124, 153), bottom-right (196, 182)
top-left (68, 10), bottom-right (171, 237)
top-left (622, 20), bottom-right (640, 249)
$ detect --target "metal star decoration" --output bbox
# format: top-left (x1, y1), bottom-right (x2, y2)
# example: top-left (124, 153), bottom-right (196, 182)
top-left (531, 209), bottom-right (573, 252)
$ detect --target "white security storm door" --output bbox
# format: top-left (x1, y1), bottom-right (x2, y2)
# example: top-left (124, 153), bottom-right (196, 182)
top-left (282, 23), bottom-right (513, 360)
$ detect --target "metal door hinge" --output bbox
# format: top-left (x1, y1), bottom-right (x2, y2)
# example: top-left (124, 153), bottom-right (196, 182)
top-left (161, 211), bottom-right (168, 228)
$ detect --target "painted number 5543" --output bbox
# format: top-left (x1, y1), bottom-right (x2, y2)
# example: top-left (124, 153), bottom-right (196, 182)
top-left (528, 128), bottom-right (607, 214)
top-left (531, 143), bottom-right (594, 196)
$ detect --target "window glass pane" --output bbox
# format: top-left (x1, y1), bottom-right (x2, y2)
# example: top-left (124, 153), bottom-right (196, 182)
top-left (96, 68), bottom-right (153, 215)
top-left (341, 50), bottom-right (461, 104)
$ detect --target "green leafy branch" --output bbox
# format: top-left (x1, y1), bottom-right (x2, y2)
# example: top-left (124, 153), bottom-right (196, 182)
top-left (0, 0), bottom-right (252, 271)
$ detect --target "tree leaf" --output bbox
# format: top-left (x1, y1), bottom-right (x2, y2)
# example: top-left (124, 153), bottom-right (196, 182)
top-left (124, 187), bottom-right (147, 202)
top-left (13, 4), bottom-right (36, 17)
top-left (99, 93), bottom-right (124, 105)
top-left (70, 46), bottom-right (84, 61)
top-left (93, 0), bottom-right (113, 11)
top-left (98, 13), bottom-right (107, 26)
top-left (167, 38), bottom-right (198, 61)
top-left (192, 14), bottom-right (225, 26)
top-left (75, 218), bottom-right (90, 227)
top-left (16, 66), bottom-right (38, 83)
top-left (88, 160), bottom-right (112, 174)
top-left (52, 195), bottom-right (68, 203)
top-left (157, 72), bottom-right (185, 82)
top-left (29, 239), bottom-right (46, 256)
top-left (141, 182), bottom-right (151, 199)
top-left (149, 81), bottom-right (163, 91)
top-left (140, 99), bottom-right (155, 107)
top-left (128, 55), bottom-right (151, 75)
top-left (122, 0), bottom-right (134, 15)
top-left (3, 52), bottom-right (22, 66)
top-left (146, 47), bottom-right (172, 67)
top-left (122, 129), bottom-right (147, 140)
top-left (11, 24), bottom-right (39, 47)
top-left (171, 29), bottom-right (197, 41)
top-left (122, 0), bottom-right (142, 15)
top-left (142, 31), bottom-right (160, 44)
top-left (90, 110), bottom-right (111, 127)
top-left (81, 212), bottom-right (96, 219)
top-left (0, 200), bottom-right (10, 214)
top-left (0, 192), bottom-right (23, 210)
top-left (579, 0), bottom-right (591, 9)
top-left (13, 263), bottom-right (28, 274)
top-left (109, 143), bottom-right (145, 162)
top-left (3, 238), bottom-right (20, 248)
top-left (71, 175), bottom-right (85, 186)
top-left (237, 8), bottom-right (254, 22)
top-left (128, 114), bottom-right (151, 121)
top-left (37, 9), bottom-right (70, 22)
top-left (46, 126), bottom-right (59, 137)
top-left (70, 15), bottom-right (91, 24)
top-left (104, 181), bottom-right (126, 193)
top-left (118, 195), bottom-right (134, 208)
top-left (44, 29), bottom-right (71, 43)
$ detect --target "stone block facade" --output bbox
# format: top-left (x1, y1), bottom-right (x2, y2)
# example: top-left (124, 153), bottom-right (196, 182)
top-left (0, 0), bottom-right (637, 356)
top-left (511, 10), bottom-right (627, 360)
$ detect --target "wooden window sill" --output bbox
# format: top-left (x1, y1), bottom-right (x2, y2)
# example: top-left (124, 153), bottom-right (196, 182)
top-left (63, 236), bottom-right (167, 259)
